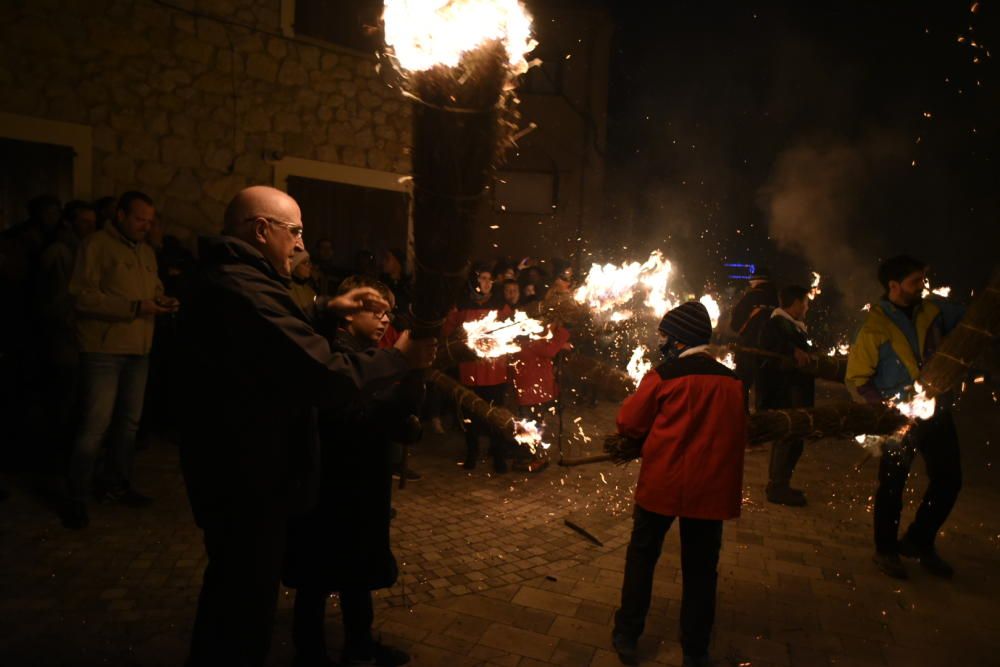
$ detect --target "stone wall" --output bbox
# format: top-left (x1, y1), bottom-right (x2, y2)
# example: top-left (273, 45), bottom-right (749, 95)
top-left (0, 0), bottom-right (410, 241)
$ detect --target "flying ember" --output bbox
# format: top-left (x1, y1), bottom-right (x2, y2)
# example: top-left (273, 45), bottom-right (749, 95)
top-left (463, 310), bottom-right (548, 358)
top-left (383, 0), bottom-right (537, 73)
top-left (719, 352), bottom-right (737, 370)
top-left (808, 271), bottom-right (822, 300)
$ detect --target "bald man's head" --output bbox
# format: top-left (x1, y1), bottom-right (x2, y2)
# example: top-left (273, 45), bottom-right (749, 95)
top-left (224, 186), bottom-right (305, 277)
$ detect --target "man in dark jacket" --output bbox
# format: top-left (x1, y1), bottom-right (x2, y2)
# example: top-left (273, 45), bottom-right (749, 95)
top-left (284, 275), bottom-right (420, 667)
top-left (612, 302), bottom-right (747, 667)
top-left (756, 285), bottom-right (815, 506)
top-left (177, 186), bottom-right (436, 667)
top-left (728, 267), bottom-right (779, 408)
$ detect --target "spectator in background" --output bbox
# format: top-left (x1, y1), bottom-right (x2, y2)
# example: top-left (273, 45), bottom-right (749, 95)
top-left (756, 285), bottom-right (816, 507)
top-left (283, 275), bottom-right (420, 667)
top-left (63, 191), bottom-right (179, 529)
top-left (519, 265), bottom-right (546, 304)
top-left (380, 247), bottom-right (412, 324)
top-left (311, 237), bottom-right (338, 295)
top-left (502, 279), bottom-right (520, 310)
top-left (289, 252), bottom-right (318, 317)
top-left (36, 201), bottom-right (97, 454)
top-left (510, 320), bottom-right (571, 471)
top-left (354, 249), bottom-right (378, 279)
top-left (444, 262), bottom-right (511, 472)
top-left (728, 267), bottom-right (779, 409)
top-left (93, 196), bottom-right (117, 230)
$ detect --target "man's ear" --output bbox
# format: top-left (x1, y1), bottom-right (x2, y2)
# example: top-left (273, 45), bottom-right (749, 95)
top-left (252, 219), bottom-right (269, 244)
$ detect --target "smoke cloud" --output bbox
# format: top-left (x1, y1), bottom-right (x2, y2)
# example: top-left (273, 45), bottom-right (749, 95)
top-left (760, 135), bottom-right (907, 309)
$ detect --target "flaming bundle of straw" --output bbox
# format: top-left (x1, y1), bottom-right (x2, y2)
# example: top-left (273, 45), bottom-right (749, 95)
top-left (560, 401), bottom-right (912, 467)
top-left (381, 0), bottom-right (537, 338)
top-left (918, 268), bottom-right (1000, 398)
top-left (427, 369), bottom-right (546, 452)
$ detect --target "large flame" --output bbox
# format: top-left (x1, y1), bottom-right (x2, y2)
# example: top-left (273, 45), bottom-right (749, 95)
top-left (513, 418), bottom-right (548, 454)
top-left (574, 251), bottom-right (676, 319)
top-left (699, 294), bottom-right (721, 329)
top-left (891, 382), bottom-right (936, 421)
top-left (383, 0), bottom-right (537, 73)
top-left (463, 310), bottom-right (548, 358)
top-left (626, 345), bottom-right (652, 386)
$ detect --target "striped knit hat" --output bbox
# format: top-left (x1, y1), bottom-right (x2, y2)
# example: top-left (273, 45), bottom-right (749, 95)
top-left (658, 301), bottom-right (713, 346)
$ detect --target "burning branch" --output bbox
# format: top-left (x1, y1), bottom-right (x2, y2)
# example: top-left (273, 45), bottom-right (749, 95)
top-left (381, 0), bottom-right (537, 339)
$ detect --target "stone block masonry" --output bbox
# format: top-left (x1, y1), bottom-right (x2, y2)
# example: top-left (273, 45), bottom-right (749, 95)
top-left (0, 0), bottom-right (411, 239)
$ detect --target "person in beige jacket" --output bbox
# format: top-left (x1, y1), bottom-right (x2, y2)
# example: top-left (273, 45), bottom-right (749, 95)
top-left (63, 191), bottom-right (179, 529)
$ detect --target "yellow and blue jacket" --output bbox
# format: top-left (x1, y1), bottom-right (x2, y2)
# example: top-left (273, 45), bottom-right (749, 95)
top-left (846, 298), bottom-right (964, 403)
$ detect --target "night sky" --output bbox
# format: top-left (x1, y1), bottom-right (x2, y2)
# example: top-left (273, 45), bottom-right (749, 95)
top-left (599, 0), bottom-right (998, 319)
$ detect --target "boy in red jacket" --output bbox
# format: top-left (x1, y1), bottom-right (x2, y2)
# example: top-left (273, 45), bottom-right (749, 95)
top-left (510, 321), bottom-right (572, 469)
top-left (612, 301), bottom-right (747, 667)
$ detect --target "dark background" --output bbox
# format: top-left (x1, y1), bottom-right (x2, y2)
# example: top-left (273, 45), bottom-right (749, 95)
top-left (598, 0), bottom-right (998, 327)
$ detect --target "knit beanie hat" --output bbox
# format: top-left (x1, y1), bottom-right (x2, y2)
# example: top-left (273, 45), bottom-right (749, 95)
top-left (658, 301), bottom-right (713, 347)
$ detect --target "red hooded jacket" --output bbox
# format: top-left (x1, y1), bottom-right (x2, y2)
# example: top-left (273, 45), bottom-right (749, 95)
top-left (510, 325), bottom-right (570, 406)
top-left (443, 305), bottom-right (511, 387)
top-left (617, 351), bottom-right (747, 520)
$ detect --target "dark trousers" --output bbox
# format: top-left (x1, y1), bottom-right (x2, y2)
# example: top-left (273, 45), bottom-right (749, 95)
top-left (614, 505), bottom-right (723, 658)
top-left (293, 587), bottom-right (374, 660)
top-left (768, 437), bottom-right (804, 487)
top-left (187, 508), bottom-right (287, 667)
top-left (464, 384), bottom-right (508, 463)
top-left (874, 411), bottom-right (961, 554)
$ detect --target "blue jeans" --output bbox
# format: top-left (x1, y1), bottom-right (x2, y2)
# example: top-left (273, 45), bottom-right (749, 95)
top-left (69, 353), bottom-right (150, 502)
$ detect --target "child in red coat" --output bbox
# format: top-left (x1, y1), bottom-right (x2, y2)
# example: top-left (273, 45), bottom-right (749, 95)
top-left (510, 323), bottom-right (571, 469)
top-left (612, 301), bottom-right (747, 667)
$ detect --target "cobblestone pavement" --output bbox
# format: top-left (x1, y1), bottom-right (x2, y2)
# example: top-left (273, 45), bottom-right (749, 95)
top-left (1, 385), bottom-right (999, 666)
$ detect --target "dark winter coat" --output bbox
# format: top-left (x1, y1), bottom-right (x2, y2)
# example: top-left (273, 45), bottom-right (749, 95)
top-left (755, 311), bottom-right (815, 410)
top-left (729, 281), bottom-right (779, 383)
top-left (176, 235), bottom-right (410, 529)
top-left (283, 328), bottom-right (423, 592)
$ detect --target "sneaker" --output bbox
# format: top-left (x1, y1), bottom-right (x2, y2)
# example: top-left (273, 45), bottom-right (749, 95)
top-left (612, 632), bottom-right (638, 665)
top-left (765, 483), bottom-right (807, 507)
top-left (117, 488), bottom-right (153, 508)
top-left (898, 538), bottom-right (954, 578)
top-left (872, 552), bottom-right (908, 579)
top-left (342, 640), bottom-right (410, 666)
top-left (62, 501), bottom-right (89, 530)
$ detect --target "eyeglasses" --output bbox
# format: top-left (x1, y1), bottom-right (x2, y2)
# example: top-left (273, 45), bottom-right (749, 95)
top-left (247, 216), bottom-right (304, 238)
top-left (366, 309), bottom-right (393, 322)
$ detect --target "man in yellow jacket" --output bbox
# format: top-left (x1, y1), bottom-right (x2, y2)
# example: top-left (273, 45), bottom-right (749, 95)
top-left (64, 191), bottom-right (179, 529)
top-left (846, 255), bottom-right (964, 580)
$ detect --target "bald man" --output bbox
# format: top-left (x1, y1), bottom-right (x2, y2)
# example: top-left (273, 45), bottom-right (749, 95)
top-left (177, 186), bottom-right (436, 667)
